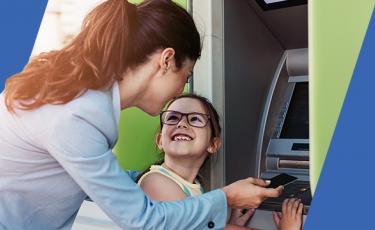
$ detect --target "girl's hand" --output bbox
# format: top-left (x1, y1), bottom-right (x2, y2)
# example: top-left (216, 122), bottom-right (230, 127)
top-left (228, 208), bottom-right (255, 226)
top-left (273, 198), bottom-right (303, 230)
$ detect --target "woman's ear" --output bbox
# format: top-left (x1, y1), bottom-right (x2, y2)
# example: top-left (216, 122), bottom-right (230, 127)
top-left (155, 133), bottom-right (163, 151)
top-left (159, 48), bottom-right (176, 73)
top-left (207, 137), bottom-right (222, 154)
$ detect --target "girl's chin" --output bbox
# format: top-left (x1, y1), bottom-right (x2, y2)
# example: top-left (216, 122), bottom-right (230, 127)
top-left (166, 150), bottom-right (192, 156)
top-left (166, 150), bottom-right (202, 157)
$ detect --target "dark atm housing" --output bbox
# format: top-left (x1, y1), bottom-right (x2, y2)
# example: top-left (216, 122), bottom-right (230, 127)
top-left (194, 0), bottom-right (311, 228)
top-left (198, 0), bottom-right (311, 226)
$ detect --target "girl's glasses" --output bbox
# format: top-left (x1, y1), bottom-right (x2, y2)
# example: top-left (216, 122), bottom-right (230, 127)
top-left (160, 110), bottom-right (210, 128)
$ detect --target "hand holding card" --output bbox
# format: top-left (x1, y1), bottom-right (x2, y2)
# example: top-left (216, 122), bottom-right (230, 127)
top-left (266, 173), bottom-right (298, 189)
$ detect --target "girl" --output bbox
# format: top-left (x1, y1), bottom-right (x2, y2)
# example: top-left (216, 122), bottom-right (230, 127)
top-left (0, 0), bottom-right (282, 229)
top-left (138, 94), bottom-right (303, 230)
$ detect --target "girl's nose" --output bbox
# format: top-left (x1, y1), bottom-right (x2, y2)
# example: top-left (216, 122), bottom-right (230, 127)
top-left (177, 116), bottom-right (189, 129)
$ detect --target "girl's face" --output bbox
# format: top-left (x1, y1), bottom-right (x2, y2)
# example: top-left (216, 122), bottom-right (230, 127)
top-left (157, 98), bottom-right (216, 160)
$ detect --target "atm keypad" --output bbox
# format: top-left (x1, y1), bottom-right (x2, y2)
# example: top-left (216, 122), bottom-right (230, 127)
top-left (260, 181), bottom-right (312, 214)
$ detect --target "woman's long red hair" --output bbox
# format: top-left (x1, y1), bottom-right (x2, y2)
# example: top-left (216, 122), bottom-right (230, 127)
top-left (4, 0), bottom-right (134, 112)
top-left (4, 0), bottom-right (201, 113)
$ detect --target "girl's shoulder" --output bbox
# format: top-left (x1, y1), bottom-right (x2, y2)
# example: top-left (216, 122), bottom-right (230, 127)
top-left (138, 169), bottom-right (187, 201)
top-left (138, 165), bottom-right (204, 198)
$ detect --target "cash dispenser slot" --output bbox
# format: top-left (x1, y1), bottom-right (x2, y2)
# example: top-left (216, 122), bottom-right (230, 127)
top-left (266, 138), bottom-right (309, 170)
top-left (279, 160), bottom-right (309, 169)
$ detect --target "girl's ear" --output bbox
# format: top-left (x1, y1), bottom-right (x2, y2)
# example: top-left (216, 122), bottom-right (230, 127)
top-left (159, 48), bottom-right (176, 73)
top-left (207, 137), bottom-right (222, 154)
top-left (155, 133), bottom-right (163, 151)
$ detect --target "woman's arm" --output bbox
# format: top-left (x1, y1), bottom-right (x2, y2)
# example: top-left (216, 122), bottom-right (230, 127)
top-left (42, 93), bottom-right (281, 229)
top-left (140, 172), bottom-right (257, 230)
top-left (44, 109), bottom-right (228, 230)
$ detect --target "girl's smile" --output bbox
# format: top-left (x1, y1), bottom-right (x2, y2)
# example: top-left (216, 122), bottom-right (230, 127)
top-left (171, 132), bottom-right (194, 141)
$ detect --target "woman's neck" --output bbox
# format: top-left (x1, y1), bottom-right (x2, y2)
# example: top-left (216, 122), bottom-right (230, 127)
top-left (117, 72), bottom-right (144, 110)
top-left (162, 156), bottom-right (206, 183)
top-left (118, 62), bottom-right (157, 110)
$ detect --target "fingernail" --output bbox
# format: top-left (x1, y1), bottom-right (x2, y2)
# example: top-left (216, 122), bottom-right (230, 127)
top-left (266, 180), bottom-right (271, 184)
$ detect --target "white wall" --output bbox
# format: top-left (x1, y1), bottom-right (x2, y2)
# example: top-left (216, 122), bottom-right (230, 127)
top-left (32, 0), bottom-right (103, 55)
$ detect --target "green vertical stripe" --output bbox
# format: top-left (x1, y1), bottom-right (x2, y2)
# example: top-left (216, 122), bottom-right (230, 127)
top-left (310, 0), bottom-right (374, 193)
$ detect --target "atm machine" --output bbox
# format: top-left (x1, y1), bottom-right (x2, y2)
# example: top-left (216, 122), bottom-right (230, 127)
top-left (257, 48), bottom-right (311, 215)
top-left (192, 0), bottom-right (310, 229)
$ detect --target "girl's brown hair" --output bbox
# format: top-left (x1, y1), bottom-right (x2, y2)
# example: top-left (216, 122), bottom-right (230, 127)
top-left (4, 0), bottom-right (201, 112)
top-left (163, 93), bottom-right (221, 139)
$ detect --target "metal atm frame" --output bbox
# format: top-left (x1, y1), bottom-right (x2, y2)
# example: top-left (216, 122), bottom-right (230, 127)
top-left (258, 49), bottom-right (309, 181)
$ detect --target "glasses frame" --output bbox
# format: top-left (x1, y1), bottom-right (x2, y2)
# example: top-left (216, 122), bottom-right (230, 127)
top-left (160, 110), bottom-right (211, 128)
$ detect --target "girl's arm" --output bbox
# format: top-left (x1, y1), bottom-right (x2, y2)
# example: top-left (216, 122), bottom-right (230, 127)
top-left (139, 173), bottom-right (187, 201)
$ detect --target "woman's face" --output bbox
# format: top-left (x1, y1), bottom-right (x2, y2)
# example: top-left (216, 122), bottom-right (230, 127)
top-left (157, 98), bottom-right (213, 160)
top-left (143, 58), bottom-right (194, 115)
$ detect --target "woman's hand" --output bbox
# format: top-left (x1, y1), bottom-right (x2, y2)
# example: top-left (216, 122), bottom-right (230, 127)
top-left (222, 177), bottom-right (283, 209)
top-left (228, 208), bottom-right (255, 227)
top-left (273, 198), bottom-right (303, 230)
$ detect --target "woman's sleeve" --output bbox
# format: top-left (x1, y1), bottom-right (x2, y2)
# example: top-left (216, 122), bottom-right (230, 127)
top-left (44, 112), bottom-right (228, 230)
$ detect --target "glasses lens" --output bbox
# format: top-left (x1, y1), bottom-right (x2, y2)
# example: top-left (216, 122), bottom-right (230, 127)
top-left (188, 113), bottom-right (208, 127)
top-left (162, 111), bottom-right (182, 125)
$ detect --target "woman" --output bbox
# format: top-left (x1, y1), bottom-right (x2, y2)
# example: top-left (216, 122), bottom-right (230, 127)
top-left (0, 0), bottom-right (282, 229)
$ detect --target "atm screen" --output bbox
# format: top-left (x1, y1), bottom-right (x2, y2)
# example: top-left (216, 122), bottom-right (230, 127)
top-left (280, 82), bottom-right (309, 139)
